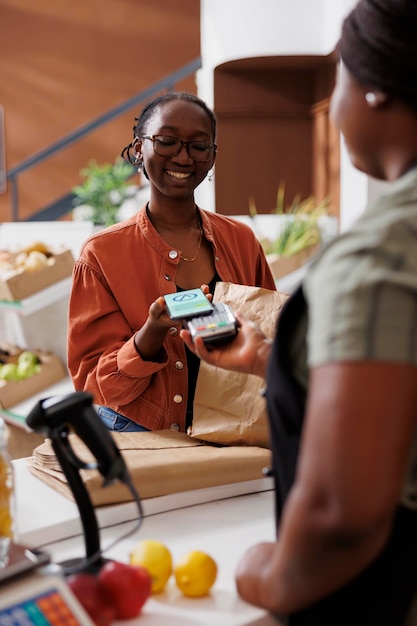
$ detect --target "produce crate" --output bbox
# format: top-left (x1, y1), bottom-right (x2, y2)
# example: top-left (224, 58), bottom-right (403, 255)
top-left (5, 422), bottom-right (45, 460)
top-left (0, 249), bottom-right (74, 302)
top-left (266, 245), bottom-right (318, 279)
top-left (0, 351), bottom-right (67, 409)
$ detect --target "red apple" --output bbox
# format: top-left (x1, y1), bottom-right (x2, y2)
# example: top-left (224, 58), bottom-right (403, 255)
top-left (66, 572), bottom-right (115, 626)
top-left (98, 559), bottom-right (152, 620)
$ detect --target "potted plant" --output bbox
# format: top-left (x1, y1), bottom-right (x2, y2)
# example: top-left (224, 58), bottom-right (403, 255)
top-left (248, 183), bottom-right (336, 279)
top-left (72, 158), bottom-right (135, 227)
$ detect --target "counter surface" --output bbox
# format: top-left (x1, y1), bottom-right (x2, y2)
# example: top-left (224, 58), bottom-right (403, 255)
top-left (13, 458), bottom-right (283, 625)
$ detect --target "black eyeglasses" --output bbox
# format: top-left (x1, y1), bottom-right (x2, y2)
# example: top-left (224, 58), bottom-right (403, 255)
top-left (140, 135), bottom-right (216, 162)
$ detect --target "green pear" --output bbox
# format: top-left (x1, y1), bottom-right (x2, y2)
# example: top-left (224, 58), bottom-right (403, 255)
top-left (17, 360), bottom-right (40, 380)
top-left (0, 363), bottom-right (20, 382)
top-left (17, 351), bottom-right (40, 367)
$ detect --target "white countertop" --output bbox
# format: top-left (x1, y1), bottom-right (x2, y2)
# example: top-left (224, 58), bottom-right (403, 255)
top-left (12, 459), bottom-right (281, 625)
top-left (14, 458), bottom-right (274, 547)
top-left (42, 490), bottom-right (279, 626)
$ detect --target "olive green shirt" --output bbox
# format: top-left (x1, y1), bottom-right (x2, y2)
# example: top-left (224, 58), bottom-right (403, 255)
top-left (299, 167), bottom-right (417, 510)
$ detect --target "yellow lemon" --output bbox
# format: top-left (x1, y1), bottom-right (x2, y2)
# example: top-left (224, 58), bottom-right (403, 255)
top-left (174, 550), bottom-right (217, 597)
top-left (129, 539), bottom-right (172, 593)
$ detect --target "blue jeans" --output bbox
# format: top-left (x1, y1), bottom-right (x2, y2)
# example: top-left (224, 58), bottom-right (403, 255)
top-left (97, 406), bottom-right (149, 432)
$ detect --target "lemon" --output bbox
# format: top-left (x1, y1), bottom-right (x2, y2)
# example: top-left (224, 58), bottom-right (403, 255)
top-left (129, 539), bottom-right (173, 593)
top-left (174, 550), bottom-right (217, 597)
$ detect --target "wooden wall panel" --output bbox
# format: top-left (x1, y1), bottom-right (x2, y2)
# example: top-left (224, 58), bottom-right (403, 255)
top-left (213, 54), bottom-right (339, 218)
top-left (216, 113), bottom-right (313, 216)
top-left (0, 0), bottom-right (200, 221)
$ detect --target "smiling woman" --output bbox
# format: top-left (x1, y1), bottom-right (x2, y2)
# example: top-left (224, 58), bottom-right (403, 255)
top-left (67, 92), bottom-right (276, 435)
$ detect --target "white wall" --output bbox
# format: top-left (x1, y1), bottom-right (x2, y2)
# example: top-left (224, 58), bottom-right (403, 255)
top-left (201, 0), bottom-right (327, 72)
top-left (196, 0), bottom-right (375, 232)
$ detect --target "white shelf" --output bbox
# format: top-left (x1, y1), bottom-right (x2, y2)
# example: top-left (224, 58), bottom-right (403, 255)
top-left (0, 277), bottom-right (72, 316)
top-left (0, 377), bottom-right (74, 429)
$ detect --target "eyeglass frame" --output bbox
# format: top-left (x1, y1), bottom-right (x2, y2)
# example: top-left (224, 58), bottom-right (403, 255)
top-left (139, 135), bottom-right (217, 162)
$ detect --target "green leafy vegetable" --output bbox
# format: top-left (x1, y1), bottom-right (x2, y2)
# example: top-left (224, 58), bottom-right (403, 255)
top-left (72, 158), bottom-right (135, 226)
top-left (249, 183), bottom-right (331, 257)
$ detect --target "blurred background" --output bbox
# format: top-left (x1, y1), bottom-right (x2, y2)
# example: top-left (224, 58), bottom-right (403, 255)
top-left (0, 0), bottom-right (200, 221)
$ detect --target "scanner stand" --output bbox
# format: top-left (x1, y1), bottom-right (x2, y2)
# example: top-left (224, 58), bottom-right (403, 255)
top-left (26, 391), bottom-right (131, 574)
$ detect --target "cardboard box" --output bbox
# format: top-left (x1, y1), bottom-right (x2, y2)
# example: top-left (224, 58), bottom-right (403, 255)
top-left (28, 430), bottom-right (272, 506)
top-left (267, 244), bottom-right (318, 279)
top-left (5, 422), bottom-right (45, 460)
top-left (0, 352), bottom-right (67, 409)
top-left (0, 249), bottom-right (74, 301)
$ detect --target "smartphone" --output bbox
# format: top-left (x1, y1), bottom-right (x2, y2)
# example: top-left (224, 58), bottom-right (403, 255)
top-left (164, 288), bottom-right (214, 320)
top-left (187, 302), bottom-right (238, 345)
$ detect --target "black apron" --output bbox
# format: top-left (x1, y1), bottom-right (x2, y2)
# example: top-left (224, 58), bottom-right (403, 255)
top-left (266, 286), bottom-right (417, 625)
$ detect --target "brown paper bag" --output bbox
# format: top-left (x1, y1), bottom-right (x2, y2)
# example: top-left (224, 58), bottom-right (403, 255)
top-left (27, 429), bottom-right (271, 506)
top-left (190, 282), bottom-right (289, 448)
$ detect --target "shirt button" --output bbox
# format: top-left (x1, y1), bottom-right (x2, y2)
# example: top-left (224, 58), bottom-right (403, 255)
top-left (164, 274), bottom-right (171, 281)
top-left (169, 250), bottom-right (178, 259)
top-left (169, 327), bottom-right (178, 337)
top-left (173, 394), bottom-right (183, 404)
top-left (171, 423), bottom-right (180, 431)
top-left (175, 361), bottom-right (184, 370)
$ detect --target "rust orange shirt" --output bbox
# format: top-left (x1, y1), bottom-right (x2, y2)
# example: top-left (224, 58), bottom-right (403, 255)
top-left (67, 206), bottom-right (276, 431)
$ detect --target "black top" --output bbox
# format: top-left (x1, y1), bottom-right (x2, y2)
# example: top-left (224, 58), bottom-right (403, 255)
top-left (177, 273), bottom-right (221, 430)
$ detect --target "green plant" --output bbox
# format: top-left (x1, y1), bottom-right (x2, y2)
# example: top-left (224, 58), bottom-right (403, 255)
top-left (72, 158), bottom-right (135, 226)
top-left (249, 183), bottom-right (331, 257)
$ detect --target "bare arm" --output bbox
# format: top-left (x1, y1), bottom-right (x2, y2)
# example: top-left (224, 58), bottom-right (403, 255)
top-left (236, 361), bottom-right (417, 613)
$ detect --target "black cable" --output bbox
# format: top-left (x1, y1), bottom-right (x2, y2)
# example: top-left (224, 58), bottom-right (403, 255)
top-left (35, 476), bottom-right (144, 576)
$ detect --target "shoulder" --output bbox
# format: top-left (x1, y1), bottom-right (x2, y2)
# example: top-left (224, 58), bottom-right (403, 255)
top-left (78, 211), bottom-right (143, 259)
top-left (304, 214), bottom-right (417, 366)
top-left (200, 210), bottom-right (259, 240)
top-left (307, 193), bottom-right (417, 296)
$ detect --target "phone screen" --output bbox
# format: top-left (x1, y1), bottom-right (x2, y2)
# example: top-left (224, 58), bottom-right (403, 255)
top-left (164, 288), bottom-right (214, 320)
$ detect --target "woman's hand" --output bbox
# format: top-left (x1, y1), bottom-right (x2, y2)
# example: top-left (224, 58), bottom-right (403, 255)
top-left (200, 283), bottom-right (212, 301)
top-left (180, 310), bottom-right (272, 378)
top-left (235, 541), bottom-right (277, 607)
top-left (148, 295), bottom-right (176, 327)
top-left (134, 287), bottom-right (211, 362)
top-left (134, 296), bottom-right (180, 360)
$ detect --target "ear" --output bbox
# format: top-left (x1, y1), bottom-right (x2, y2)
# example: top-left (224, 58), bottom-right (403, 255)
top-left (365, 91), bottom-right (388, 108)
top-left (133, 136), bottom-right (143, 158)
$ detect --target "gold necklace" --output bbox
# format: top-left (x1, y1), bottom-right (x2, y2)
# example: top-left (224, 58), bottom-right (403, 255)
top-left (180, 224), bottom-right (203, 262)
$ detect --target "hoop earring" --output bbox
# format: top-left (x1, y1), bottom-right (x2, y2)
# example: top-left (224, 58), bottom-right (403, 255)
top-left (133, 153), bottom-right (143, 173)
top-left (207, 168), bottom-right (215, 182)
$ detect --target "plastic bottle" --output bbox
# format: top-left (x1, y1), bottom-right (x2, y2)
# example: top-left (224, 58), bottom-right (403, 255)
top-left (0, 417), bottom-right (14, 566)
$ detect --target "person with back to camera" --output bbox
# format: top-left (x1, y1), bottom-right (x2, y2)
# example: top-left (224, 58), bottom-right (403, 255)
top-left (67, 92), bottom-right (276, 434)
top-left (181, 1), bottom-right (417, 623)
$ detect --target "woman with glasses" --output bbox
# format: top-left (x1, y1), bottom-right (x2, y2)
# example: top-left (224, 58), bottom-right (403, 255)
top-left (67, 92), bottom-right (275, 433)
